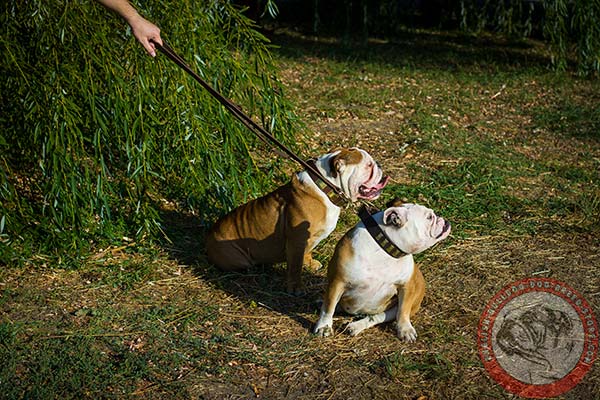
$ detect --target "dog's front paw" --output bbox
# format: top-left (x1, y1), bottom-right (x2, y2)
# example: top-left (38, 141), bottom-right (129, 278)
top-left (396, 324), bottom-right (417, 343)
top-left (313, 325), bottom-right (333, 337)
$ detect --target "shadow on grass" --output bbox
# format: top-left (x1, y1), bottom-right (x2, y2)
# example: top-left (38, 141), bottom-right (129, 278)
top-left (531, 87), bottom-right (600, 141)
top-left (159, 209), bottom-right (322, 331)
top-left (269, 28), bottom-right (551, 73)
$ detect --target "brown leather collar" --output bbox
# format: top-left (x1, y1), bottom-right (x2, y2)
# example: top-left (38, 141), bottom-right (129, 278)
top-left (305, 159), bottom-right (347, 207)
top-left (358, 206), bottom-right (408, 258)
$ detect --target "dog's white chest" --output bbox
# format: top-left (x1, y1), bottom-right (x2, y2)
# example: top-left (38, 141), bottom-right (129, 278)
top-left (298, 171), bottom-right (341, 249)
top-left (351, 228), bottom-right (415, 282)
top-left (317, 204), bottom-right (341, 242)
top-left (341, 229), bottom-right (415, 314)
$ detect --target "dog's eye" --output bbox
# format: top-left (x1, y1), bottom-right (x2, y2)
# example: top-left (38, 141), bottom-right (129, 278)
top-left (427, 214), bottom-right (433, 220)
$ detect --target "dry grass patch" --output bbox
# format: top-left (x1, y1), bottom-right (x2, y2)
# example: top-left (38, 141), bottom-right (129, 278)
top-left (2, 28), bottom-right (600, 399)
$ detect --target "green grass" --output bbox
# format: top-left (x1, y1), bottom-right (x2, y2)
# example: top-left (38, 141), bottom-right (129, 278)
top-left (376, 351), bottom-right (455, 381)
top-left (1, 27), bottom-right (599, 399)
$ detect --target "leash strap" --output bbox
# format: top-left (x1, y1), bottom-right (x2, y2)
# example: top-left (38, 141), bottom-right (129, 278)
top-left (152, 40), bottom-right (349, 204)
top-left (358, 206), bottom-right (407, 258)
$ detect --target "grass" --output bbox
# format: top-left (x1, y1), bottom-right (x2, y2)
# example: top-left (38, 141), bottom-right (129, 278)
top-left (1, 28), bottom-right (599, 399)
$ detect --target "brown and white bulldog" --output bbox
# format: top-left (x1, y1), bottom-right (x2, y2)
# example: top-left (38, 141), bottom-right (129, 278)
top-left (206, 148), bottom-right (389, 294)
top-left (313, 200), bottom-right (451, 341)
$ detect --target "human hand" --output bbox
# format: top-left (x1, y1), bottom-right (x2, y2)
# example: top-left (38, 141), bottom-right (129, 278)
top-left (127, 13), bottom-right (162, 57)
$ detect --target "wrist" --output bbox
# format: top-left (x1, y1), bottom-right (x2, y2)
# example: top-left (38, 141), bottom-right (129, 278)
top-left (123, 9), bottom-right (141, 26)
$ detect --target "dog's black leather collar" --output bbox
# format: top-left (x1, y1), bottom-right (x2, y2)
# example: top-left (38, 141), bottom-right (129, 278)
top-left (305, 159), bottom-right (347, 207)
top-left (358, 206), bottom-right (408, 259)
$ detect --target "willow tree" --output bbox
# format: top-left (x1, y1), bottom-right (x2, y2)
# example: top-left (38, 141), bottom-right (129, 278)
top-left (309, 0), bottom-right (600, 75)
top-left (459, 0), bottom-right (600, 75)
top-left (0, 0), bottom-right (300, 264)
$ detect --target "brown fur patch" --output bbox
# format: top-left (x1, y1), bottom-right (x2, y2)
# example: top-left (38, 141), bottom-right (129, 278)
top-left (329, 148), bottom-right (364, 178)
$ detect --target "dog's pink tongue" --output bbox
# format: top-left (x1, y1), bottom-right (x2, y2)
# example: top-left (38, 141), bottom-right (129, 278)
top-left (376, 175), bottom-right (390, 190)
top-left (359, 175), bottom-right (390, 199)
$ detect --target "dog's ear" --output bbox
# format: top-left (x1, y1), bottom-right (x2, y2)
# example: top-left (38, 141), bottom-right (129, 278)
top-left (330, 148), bottom-right (363, 178)
top-left (383, 207), bottom-right (407, 227)
top-left (329, 155), bottom-right (344, 178)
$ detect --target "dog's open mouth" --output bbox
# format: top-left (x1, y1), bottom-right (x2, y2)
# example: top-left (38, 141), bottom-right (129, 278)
top-left (436, 220), bottom-right (451, 239)
top-left (358, 175), bottom-right (390, 200)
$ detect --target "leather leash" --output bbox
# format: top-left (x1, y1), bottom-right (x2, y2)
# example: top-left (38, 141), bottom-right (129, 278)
top-left (153, 41), bottom-right (408, 257)
top-left (151, 40), bottom-right (350, 205)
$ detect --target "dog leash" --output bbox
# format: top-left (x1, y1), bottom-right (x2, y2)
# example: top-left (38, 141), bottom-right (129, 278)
top-left (153, 41), bottom-right (402, 255)
top-left (151, 40), bottom-right (350, 205)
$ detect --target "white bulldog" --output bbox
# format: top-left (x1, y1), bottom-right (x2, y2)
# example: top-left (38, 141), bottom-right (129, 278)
top-left (313, 200), bottom-right (451, 341)
top-left (206, 148), bottom-right (389, 294)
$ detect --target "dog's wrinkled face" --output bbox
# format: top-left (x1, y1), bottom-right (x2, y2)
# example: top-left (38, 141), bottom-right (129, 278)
top-left (328, 148), bottom-right (389, 202)
top-left (382, 202), bottom-right (451, 254)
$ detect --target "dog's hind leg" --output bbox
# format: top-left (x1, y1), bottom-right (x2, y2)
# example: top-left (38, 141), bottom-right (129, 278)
top-left (303, 252), bottom-right (322, 270)
top-left (346, 307), bottom-right (397, 336)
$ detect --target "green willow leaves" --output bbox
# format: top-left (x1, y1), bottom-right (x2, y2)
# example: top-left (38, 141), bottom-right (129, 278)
top-left (0, 0), bottom-right (300, 263)
top-left (459, 0), bottom-right (600, 74)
